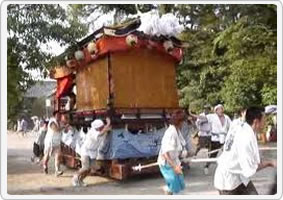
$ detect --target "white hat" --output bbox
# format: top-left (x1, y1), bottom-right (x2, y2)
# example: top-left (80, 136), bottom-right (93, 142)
top-left (91, 119), bottom-right (104, 129)
top-left (214, 104), bottom-right (224, 112)
top-left (265, 105), bottom-right (277, 114)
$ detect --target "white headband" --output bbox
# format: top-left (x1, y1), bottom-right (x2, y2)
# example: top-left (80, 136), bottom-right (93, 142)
top-left (214, 104), bottom-right (224, 112)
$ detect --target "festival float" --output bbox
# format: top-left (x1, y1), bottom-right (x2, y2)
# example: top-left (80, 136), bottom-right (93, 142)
top-left (50, 18), bottom-right (187, 179)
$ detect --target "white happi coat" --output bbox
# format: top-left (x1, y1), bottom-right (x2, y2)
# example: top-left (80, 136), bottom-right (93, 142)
top-left (157, 125), bottom-right (186, 166)
top-left (223, 118), bottom-right (245, 151)
top-left (196, 112), bottom-right (211, 137)
top-left (214, 122), bottom-right (260, 190)
top-left (206, 113), bottom-right (231, 143)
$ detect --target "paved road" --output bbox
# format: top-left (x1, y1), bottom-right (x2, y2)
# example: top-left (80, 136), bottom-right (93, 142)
top-left (5, 131), bottom-right (277, 195)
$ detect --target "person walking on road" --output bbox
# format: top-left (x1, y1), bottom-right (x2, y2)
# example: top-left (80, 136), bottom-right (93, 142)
top-left (72, 117), bottom-right (112, 187)
top-left (31, 120), bottom-right (48, 163)
top-left (157, 110), bottom-right (187, 195)
top-left (214, 107), bottom-right (276, 195)
top-left (20, 117), bottom-right (28, 137)
top-left (190, 104), bottom-right (231, 175)
top-left (42, 111), bottom-right (63, 177)
top-left (16, 118), bottom-right (22, 134)
top-left (204, 104), bottom-right (231, 174)
top-left (194, 104), bottom-right (212, 156)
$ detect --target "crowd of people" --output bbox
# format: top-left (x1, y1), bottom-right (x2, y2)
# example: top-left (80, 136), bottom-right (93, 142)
top-left (157, 105), bottom-right (277, 195)
top-left (25, 111), bottom-right (113, 187)
top-left (13, 103), bottom-right (277, 195)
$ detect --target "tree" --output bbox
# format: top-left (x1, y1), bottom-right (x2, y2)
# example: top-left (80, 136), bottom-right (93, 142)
top-left (177, 4), bottom-right (277, 113)
top-left (7, 39), bottom-right (28, 118)
top-left (7, 4), bottom-right (89, 120)
top-left (176, 5), bottom-right (223, 111)
top-left (217, 16), bottom-right (277, 112)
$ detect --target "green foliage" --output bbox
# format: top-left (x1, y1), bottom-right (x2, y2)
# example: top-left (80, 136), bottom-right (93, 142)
top-left (177, 4), bottom-right (277, 114)
top-left (7, 38), bottom-right (31, 120)
top-left (215, 16), bottom-right (277, 112)
top-left (98, 4), bottom-right (138, 15)
top-left (261, 83), bottom-right (277, 105)
top-left (158, 4), bottom-right (175, 15)
top-left (7, 4), bottom-right (89, 120)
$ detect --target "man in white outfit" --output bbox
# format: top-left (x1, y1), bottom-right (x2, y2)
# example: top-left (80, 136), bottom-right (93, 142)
top-left (223, 108), bottom-right (246, 152)
top-left (214, 107), bottom-right (276, 195)
top-left (72, 117), bottom-right (111, 187)
top-left (204, 104), bottom-right (231, 174)
top-left (42, 111), bottom-right (63, 176)
top-left (195, 104), bottom-right (212, 156)
top-left (20, 117), bottom-right (28, 137)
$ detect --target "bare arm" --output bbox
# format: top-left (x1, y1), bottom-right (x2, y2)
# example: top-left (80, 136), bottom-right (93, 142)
top-left (100, 117), bottom-right (112, 135)
top-left (188, 110), bottom-right (200, 119)
top-left (188, 110), bottom-right (208, 122)
top-left (257, 160), bottom-right (276, 172)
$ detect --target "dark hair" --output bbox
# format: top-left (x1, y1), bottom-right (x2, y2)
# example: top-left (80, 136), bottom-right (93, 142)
top-left (170, 110), bottom-right (185, 126)
top-left (82, 126), bottom-right (88, 134)
top-left (245, 107), bottom-right (264, 125)
top-left (69, 92), bottom-right (76, 98)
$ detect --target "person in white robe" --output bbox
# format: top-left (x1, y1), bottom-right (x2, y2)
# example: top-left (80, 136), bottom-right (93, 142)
top-left (214, 107), bottom-right (276, 195)
top-left (157, 110), bottom-right (187, 195)
top-left (203, 104), bottom-right (231, 174)
top-left (72, 117), bottom-right (111, 187)
top-left (42, 111), bottom-right (63, 176)
top-left (195, 104), bottom-right (212, 156)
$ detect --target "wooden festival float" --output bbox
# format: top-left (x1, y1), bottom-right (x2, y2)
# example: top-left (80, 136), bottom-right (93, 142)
top-left (50, 19), bottom-right (186, 180)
